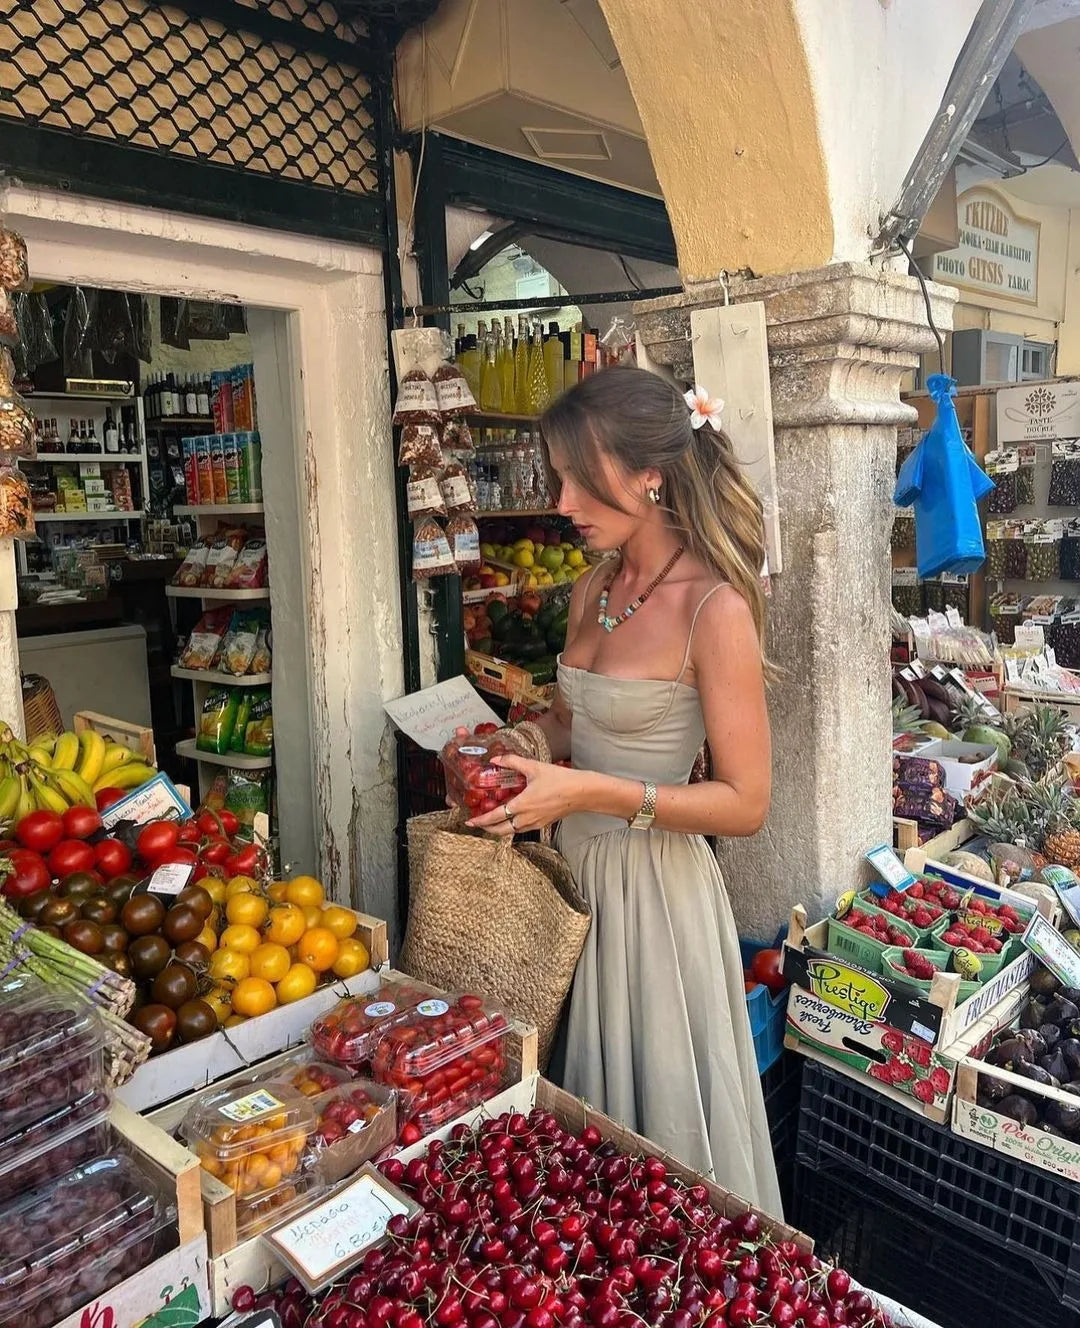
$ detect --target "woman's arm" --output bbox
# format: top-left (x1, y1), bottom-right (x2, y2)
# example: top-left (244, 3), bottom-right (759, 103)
top-left (469, 586), bottom-right (771, 838)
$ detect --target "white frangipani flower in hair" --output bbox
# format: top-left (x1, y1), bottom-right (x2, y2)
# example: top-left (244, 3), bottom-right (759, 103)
top-left (683, 386), bottom-right (724, 432)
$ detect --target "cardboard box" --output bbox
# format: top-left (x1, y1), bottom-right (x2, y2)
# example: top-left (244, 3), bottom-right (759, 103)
top-left (79, 461), bottom-right (102, 479)
top-left (83, 478), bottom-right (107, 495)
top-left (53, 1233), bottom-right (210, 1328)
top-left (87, 496), bottom-right (115, 512)
top-left (914, 739), bottom-right (998, 798)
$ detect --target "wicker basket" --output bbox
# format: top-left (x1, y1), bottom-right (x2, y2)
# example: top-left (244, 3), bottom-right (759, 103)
top-left (22, 673), bottom-right (64, 742)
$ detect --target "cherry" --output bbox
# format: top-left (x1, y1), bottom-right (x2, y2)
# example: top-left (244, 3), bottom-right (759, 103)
top-left (827, 1268), bottom-right (852, 1302)
top-left (232, 1287), bottom-right (256, 1314)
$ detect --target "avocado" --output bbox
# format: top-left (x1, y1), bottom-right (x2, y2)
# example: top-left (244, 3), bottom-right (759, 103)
top-left (518, 640), bottom-right (548, 662)
top-left (492, 614), bottom-right (516, 642)
top-left (487, 600), bottom-right (509, 624)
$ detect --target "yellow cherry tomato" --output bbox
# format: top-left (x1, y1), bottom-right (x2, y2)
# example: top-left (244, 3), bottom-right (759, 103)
top-left (276, 962), bottom-right (318, 1004)
top-left (219, 923), bottom-right (262, 955)
top-left (231, 976), bottom-right (278, 1018)
top-left (320, 905), bottom-right (357, 941)
top-left (296, 926), bottom-right (339, 973)
top-left (201, 876), bottom-right (228, 905)
top-left (196, 923), bottom-right (218, 953)
top-left (226, 893), bottom-right (269, 928)
top-left (268, 881), bottom-right (288, 903)
top-left (224, 1014), bottom-right (248, 1028)
top-left (302, 905), bottom-right (323, 930)
top-left (250, 942), bottom-right (291, 984)
top-left (285, 875), bottom-right (325, 908)
top-left (209, 948), bottom-right (251, 985)
top-left (203, 985), bottom-right (233, 1024)
top-left (331, 937), bottom-right (370, 979)
top-left (226, 874), bottom-right (260, 900)
top-left (264, 902), bottom-right (307, 947)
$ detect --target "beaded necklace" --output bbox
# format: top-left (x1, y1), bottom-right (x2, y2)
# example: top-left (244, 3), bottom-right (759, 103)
top-left (597, 546), bottom-right (685, 633)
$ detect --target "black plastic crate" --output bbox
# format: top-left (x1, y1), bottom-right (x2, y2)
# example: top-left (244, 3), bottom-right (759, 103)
top-left (791, 1164), bottom-right (1080, 1328)
top-left (798, 1061), bottom-right (1080, 1308)
top-left (398, 732), bottom-right (447, 818)
top-left (762, 1050), bottom-right (802, 1213)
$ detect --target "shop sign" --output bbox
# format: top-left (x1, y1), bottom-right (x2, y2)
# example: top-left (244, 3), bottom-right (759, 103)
top-left (997, 379), bottom-right (1080, 443)
top-left (932, 187), bottom-right (1040, 304)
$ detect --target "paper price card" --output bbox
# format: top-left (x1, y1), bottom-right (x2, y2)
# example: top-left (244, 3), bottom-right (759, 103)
top-left (268, 1165), bottom-right (421, 1293)
top-left (1022, 913), bottom-right (1080, 989)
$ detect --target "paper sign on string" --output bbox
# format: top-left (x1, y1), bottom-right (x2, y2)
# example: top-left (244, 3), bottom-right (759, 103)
top-left (267, 1165), bottom-right (421, 1293)
top-left (383, 677), bottom-right (502, 753)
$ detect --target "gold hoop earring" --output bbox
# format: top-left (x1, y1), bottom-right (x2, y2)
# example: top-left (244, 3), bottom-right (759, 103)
top-left (648, 487), bottom-right (661, 504)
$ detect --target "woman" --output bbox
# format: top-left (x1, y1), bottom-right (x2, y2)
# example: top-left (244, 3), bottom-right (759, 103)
top-left (467, 365), bottom-right (782, 1215)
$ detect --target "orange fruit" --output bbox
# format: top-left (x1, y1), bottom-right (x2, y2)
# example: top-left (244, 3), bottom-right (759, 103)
top-left (296, 926), bottom-right (339, 973)
top-left (285, 875), bottom-right (325, 908)
top-left (264, 903), bottom-right (307, 947)
top-left (250, 942), bottom-right (291, 983)
top-left (231, 976), bottom-right (278, 1018)
top-left (276, 962), bottom-right (317, 1004)
top-left (331, 937), bottom-right (370, 979)
top-left (320, 905), bottom-right (357, 941)
top-left (226, 893), bottom-right (269, 928)
top-left (208, 948), bottom-right (250, 985)
top-left (220, 923), bottom-right (261, 955)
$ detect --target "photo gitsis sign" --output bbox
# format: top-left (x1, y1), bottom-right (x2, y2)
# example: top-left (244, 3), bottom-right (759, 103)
top-left (932, 187), bottom-right (1039, 305)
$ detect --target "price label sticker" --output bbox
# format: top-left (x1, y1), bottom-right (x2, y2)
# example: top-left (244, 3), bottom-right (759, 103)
top-left (268, 1165), bottom-right (421, 1293)
top-left (958, 909), bottom-right (1005, 937)
top-left (864, 844), bottom-right (916, 896)
top-left (219, 1089), bottom-right (284, 1123)
top-left (1022, 913), bottom-right (1080, 988)
top-left (146, 862), bottom-right (194, 896)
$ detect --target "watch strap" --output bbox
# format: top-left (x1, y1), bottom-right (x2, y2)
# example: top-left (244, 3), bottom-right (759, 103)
top-left (628, 781), bottom-right (657, 829)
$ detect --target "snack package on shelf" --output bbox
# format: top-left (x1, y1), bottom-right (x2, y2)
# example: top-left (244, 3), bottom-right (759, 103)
top-left (0, 467), bottom-right (33, 537)
top-left (204, 526), bottom-right (246, 587)
top-left (224, 767), bottom-right (271, 828)
top-left (0, 394), bottom-right (35, 459)
top-left (243, 688), bottom-right (273, 757)
top-left (175, 536), bottom-right (211, 587)
top-left (398, 423), bottom-right (443, 469)
top-left (432, 359), bottom-right (476, 417)
top-left (393, 368), bottom-right (441, 426)
top-left (230, 691), bottom-right (253, 754)
top-left (412, 517), bottom-right (456, 581)
top-left (228, 534), bottom-right (269, 589)
top-left (219, 609), bottom-right (265, 676)
top-left (179, 605), bottom-right (232, 670)
top-left (197, 686), bottom-right (241, 754)
top-left (250, 624), bottom-right (272, 675)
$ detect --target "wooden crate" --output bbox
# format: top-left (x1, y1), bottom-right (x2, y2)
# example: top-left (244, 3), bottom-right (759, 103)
top-left (74, 709), bottom-right (156, 762)
top-left (109, 1098), bottom-right (203, 1244)
top-left (892, 815), bottom-right (975, 857)
top-left (465, 649), bottom-right (555, 705)
top-left (1003, 687), bottom-right (1080, 725)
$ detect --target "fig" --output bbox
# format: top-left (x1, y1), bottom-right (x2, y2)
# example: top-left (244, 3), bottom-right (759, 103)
top-left (1038, 1123), bottom-right (1064, 1137)
top-left (1041, 1050), bottom-right (1070, 1083)
top-left (986, 1038), bottom-right (1033, 1070)
top-left (1060, 1039), bottom-right (1080, 1074)
top-left (999, 1095), bottom-right (1040, 1125)
top-left (1015, 1029), bottom-right (1047, 1058)
top-left (1044, 997), bottom-right (1079, 1027)
top-left (980, 1074), bottom-right (1010, 1103)
top-left (1062, 1082), bottom-right (1080, 1098)
top-left (1020, 998), bottom-right (1048, 1030)
top-left (1063, 987), bottom-right (1080, 1007)
top-left (1020, 1062), bottom-right (1059, 1088)
top-left (1030, 967), bottom-right (1061, 998)
top-left (1045, 1101), bottom-right (1080, 1135)
top-left (1040, 1023), bottom-right (1063, 1051)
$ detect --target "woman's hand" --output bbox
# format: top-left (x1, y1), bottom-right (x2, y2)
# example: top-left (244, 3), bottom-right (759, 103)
top-left (466, 755), bottom-right (584, 836)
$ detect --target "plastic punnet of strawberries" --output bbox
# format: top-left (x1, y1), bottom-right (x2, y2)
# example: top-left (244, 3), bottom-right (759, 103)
top-left (229, 1107), bottom-right (894, 1328)
top-left (843, 907), bottom-right (914, 947)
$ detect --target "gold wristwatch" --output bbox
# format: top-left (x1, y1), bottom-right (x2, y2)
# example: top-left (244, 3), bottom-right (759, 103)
top-left (628, 781), bottom-right (657, 829)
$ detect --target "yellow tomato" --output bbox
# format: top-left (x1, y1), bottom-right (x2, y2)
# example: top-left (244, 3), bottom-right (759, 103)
top-left (231, 976), bottom-right (278, 1018)
top-left (250, 942), bottom-right (291, 983)
top-left (219, 923), bottom-right (262, 955)
top-left (303, 905), bottom-right (323, 930)
top-left (296, 926), bottom-right (339, 973)
top-left (226, 874), bottom-right (260, 900)
top-left (320, 905), bottom-right (357, 941)
top-left (209, 947), bottom-right (251, 985)
top-left (268, 881), bottom-right (288, 903)
top-left (196, 924), bottom-right (218, 954)
top-left (276, 962), bottom-right (318, 1004)
top-left (203, 985), bottom-right (233, 1024)
top-left (201, 876), bottom-right (228, 905)
top-left (264, 903), bottom-right (307, 947)
top-left (224, 1014), bottom-right (247, 1028)
top-left (226, 893), bottom-right (269, 928)
top-left (285, 875), bottom-right (325, 908)
top-left (331, 937), bottom-right (370, 979)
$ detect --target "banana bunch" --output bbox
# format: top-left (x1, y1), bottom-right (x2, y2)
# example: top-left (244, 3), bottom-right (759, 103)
top-left (0, 723), bottom-right (157, 826)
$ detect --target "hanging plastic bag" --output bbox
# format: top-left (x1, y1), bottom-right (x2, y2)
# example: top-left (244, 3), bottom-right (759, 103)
top-left (894, 374), bottom-right (994, 578)
top-left (187, 301), bottom-right (228, 341)
top-left (130, 294), bottom-right (152, 363)
top-left (63, 286), bottom-right (94, 377)
top-left (93, 288), bottom-right (135, 363)
top-left (160, 295), bottom-right (191, 350)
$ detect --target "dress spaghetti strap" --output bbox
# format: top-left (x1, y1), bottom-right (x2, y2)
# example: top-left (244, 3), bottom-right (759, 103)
top-left (675, 585), bottom-right (725, 683)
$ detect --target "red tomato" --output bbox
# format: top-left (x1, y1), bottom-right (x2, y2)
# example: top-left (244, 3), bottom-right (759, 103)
top-left (399, 1122), bottom-right (422, 1146)
top-left (61, 806), bottom-right (103, 841)
top-left (225, 842), bottom-right (266, 878)
top-left (93, 837), bottom-right (133, 879)
top-left (1, 847), bottom-right (50, 899)
top-left (199, 838), bottom-right (231, 866)
top-left (95, 788), bottom-right (125, 812)
top-left (47, 839), bottom-right (96, 877)
top-left (155, 846), bottom-right (198, 867)
top-left (750, 948), bottom-right (787, 995)
top-left (136, 820), bottom-right (180, 865)
top-left (473, 722), bottom-right (499, 736)
top-left (15, 810), bottom-right (65, 855)
top-left (177, 820), bottom-right (203, 845)
top-left (197, 809), bottom-right (240, 838)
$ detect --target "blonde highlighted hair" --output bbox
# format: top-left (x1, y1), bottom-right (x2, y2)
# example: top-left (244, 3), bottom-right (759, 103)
top-left (539, 365), bottom-right (770, 670)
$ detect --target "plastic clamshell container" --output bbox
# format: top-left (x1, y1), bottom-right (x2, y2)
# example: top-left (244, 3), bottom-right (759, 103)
top-left (0, 1089), bottom-right (111, 1203)
top-left (0, 981), bottom-right (105, 1136)
top-left (286, 1060), bottom-right (354, 1098)
top-left (439, 734), bottom-right (527, 810)
top-left (0, 1152), bottom-right (173, 1328)
top-left (236, 1168), bottom-right (325, 1241)
top-left (409, 1068), bottom-right (504, 1138)
top-left (310, 979), bottom-right (431, 1069)
top-left (371, 992), bottom-right (510, 1117)
top-left (180, 1078), bottom-right (317, 1199)
top-left (308, 1078), bottom-right (397, 1184)
top-left (925, 927), bottom-right (1010, 980)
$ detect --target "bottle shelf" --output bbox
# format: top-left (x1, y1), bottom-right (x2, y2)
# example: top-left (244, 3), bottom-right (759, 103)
top-left (175, 738), bottom-right (272, 769)
top-left (29, 452), bottom-right (147, 463)
top-left (171, 666), bottom-right (272, 686)
top-left (165, 585), bottom-right (270, 600)
top-left (24, 391), bottom-right (135, 403)
top-left (478, 509), bottom-right (559, 518)
top-left (172, 503), bottom-right (264, 517)
top-left (146, 417), bottom-right (214, 428)
top-left (34, 511), bottom-right (140, 522)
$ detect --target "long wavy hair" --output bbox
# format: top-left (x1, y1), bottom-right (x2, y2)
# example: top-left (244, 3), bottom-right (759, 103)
top-left (539, 365), bottom-right (770, 671)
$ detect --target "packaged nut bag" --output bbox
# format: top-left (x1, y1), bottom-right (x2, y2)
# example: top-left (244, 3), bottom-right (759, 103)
top-left (447, 512), bottom-right (481, 574)
top-left (393, 367), bottom-right (440, 426)
top-left (432, 359), bottom-right (476, 417)
top-left (406, 463), bottom-right (446, 520)
top-left (0, 230), bottom-right (31, 293)
top-left (442, 419), bottom-right (475, 453)
top-left (398, 422), bottom-right (443, 469)
top-left (0, 290), bottom-right (17, 347)
top-left (0, 394), bottom-right (35, 459)
top-left (440, 459), bottom-right (477, 513)
top-left (412, 517), bottom-right (456, 581)
top-left (0, 466), bottom-right (34, 537)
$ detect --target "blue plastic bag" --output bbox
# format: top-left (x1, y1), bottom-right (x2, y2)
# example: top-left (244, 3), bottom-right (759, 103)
top-left (894, 374), bottom-right (994, 579)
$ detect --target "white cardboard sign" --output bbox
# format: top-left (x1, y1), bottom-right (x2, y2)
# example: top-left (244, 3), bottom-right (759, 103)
top-left (384, 676), bottom-right (502, 752)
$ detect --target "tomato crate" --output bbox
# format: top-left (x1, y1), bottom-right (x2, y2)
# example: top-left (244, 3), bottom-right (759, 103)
top-left (790, 1164), bottom-right (1077, 1328)
top-left (762, 1050), bottom-right (803, 1215)
top-left (797, 1061), bottom-right (1080, 1310)
top-left (739, 930), bottom-right (787, 1075)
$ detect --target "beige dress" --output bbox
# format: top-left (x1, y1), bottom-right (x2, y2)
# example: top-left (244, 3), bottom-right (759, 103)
top-left (555, 603), bottom-right (782, 1216)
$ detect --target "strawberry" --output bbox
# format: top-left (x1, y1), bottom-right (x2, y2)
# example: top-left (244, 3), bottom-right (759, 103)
top-left (972, 927), bottom-right (993, 945)
top-left (913, 1079), bottom-right (936, 1104)
top-left (909, 882), bottom-right (925, 900)
top-left (891, 1060), bottom-right (916, 1084)
top-left (881, 1028), bottom-right (905, 1054)
top-left (912, 908), bottom-right (934, 929)
top-left (906, 1038), bottom-right (932, 1067)
top-left (929, 1066), bottom-right (951, 1095)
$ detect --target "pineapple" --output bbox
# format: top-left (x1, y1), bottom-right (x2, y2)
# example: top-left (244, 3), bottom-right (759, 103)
top-left (952, 692), bottom-right (996, 734)
top-left (967, 782), bottom-right (1039, 847)
top-left (892, 697), bottom-right (925, 737)
top-left (1004, 704), bottom-right (1072, 779)
top-left (1029, 774), bottom-right (1080, 867)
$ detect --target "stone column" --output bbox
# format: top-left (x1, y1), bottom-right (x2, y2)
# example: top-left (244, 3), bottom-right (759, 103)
top-left (635, 261), bottom-right (957, 935)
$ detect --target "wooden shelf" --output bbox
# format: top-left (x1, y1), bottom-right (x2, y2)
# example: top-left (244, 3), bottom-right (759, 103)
top-left (175, 739), bottom-right (272, 769)
top-left (29, 452), bottom-right (146, 463)
top-left (466, 411), bottom-right (541, 426)
top-left (34, 511), bottom-right (140, 522)
top-left (171, 666), bottom-right (271, 686)
top-left (172, 503), bottom-right (264, 517)
top-left (25, 391), bottom-right (134, 403)
top-left (479, 509), bottom-right (559, 518)
top-left (166, 585), bottom-right (270, 600)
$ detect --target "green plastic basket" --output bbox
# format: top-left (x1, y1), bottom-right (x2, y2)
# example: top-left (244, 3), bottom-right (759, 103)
top-left (926, 923), bottom-right (1010, 980)
top-left (880, 945), bottom-right (981, 1001)
top-left (826, 913), bottom-right (920, 975)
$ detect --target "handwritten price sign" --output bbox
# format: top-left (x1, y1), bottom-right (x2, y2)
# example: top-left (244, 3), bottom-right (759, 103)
top-left (268, 1166), bottom-right (420, 1293)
